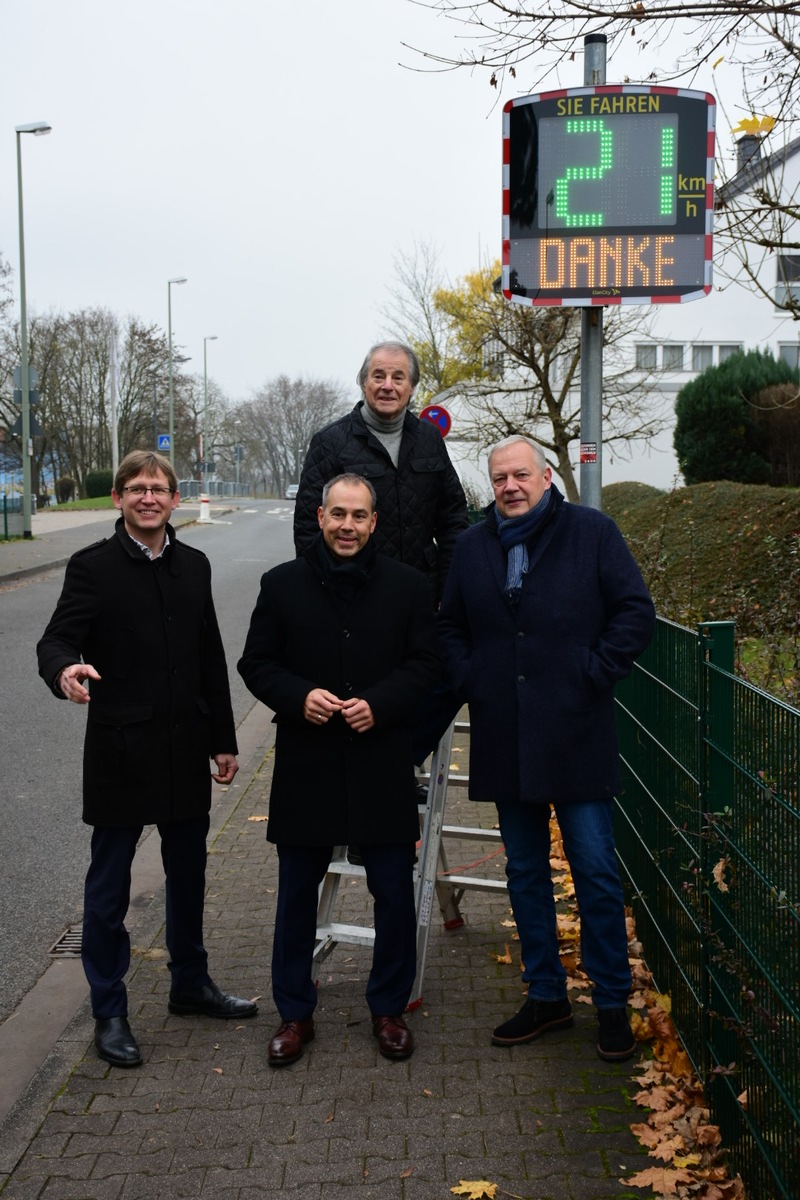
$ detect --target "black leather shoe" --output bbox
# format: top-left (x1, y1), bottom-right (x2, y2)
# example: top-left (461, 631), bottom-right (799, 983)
top-left (372, 1015), bottom-right (414, 1060)
top-left (168, 981), bottom-right (258, 1019)
top-left (268, 1018), bottom-right (315, 1066)
top-left (95, 1017), bottom-right (143, 1068)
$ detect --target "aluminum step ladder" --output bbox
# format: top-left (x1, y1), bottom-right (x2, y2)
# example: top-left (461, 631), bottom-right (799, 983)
top-left (312, 715), bottom-right (508, 1006)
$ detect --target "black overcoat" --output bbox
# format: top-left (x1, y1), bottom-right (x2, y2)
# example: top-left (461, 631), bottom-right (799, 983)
top-left (438, 487), bottom-right (656, 807)
top-left (237, 548), bottom-right (443, 845)
top-left (37, 519), bottom-right (238, 827)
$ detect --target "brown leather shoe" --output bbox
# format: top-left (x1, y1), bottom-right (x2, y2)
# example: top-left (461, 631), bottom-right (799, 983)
top-left (267, 1018), bottom-right (314, 1067)
top-left (372, 1015), bottom-right (414, 1060)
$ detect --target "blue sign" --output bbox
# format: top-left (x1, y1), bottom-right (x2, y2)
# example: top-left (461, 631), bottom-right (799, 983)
top-left (158, 434), bottom-right (171, 451)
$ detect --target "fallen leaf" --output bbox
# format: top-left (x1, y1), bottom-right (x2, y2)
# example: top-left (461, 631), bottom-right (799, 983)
top-left (212, 1067), bottom-right (223, 1075)
top-left (622, 1166), bottom-right (696, 1191)
top-left (712, 858), bottom-right (730, 893)
top-left (247, 814), bottom-right (268, 822)
top-left (400, 1167), bottom-right (413, 1179)
top-left (451, 1182), bottom-right (498, 1200)
top-left (494, 944), bottom-right (513, 964)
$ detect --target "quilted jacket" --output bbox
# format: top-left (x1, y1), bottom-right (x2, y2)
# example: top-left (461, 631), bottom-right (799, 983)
top-left (293, 402), bottom-right (468, 602)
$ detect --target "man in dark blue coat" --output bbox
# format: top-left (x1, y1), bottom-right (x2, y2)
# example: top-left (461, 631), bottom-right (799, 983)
top-left (37, 450), bottom-right (257, 1069)
top-left (239, 474), bottom-right (442, 1067)
top-left (438, 436), bottom-right (655, 1062)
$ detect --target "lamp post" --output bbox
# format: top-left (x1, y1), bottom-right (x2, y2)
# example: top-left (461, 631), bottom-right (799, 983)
top-left (167, 276), bottom-right (187, 467)
top-left (202, 335), bottom-right (217, 493)
top-left (234, 419), bottom-right (241, 492)
top-left (15, 120), bottom-right (51, 539)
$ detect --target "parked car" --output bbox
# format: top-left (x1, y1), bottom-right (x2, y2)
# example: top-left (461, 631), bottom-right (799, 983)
top-left (285, 483), bottom-right (299, 500)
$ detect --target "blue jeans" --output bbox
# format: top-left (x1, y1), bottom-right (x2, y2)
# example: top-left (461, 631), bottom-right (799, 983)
top-left (496, 799), bottom-right (632, 1010)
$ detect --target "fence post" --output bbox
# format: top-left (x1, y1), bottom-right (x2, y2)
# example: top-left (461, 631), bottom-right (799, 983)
top-left (697, 620), bottom-right (736, 1082)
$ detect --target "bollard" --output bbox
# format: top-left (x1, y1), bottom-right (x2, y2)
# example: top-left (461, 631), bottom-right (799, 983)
top-left (198, 493), bottom-right (211, 523)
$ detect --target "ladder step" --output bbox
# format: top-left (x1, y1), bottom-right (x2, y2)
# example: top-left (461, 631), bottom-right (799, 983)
top-left (321, 859), bottom-right (365, 877)
top-left (442, 825), bottom-right (502, 842)
top-left (436, 874), bottom-right (507, 892)
top-left (315, 922), bottom-right (375, 947)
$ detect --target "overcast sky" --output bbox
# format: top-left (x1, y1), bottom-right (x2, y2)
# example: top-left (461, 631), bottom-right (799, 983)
top-left (1, 1), bottom-right (739, 487)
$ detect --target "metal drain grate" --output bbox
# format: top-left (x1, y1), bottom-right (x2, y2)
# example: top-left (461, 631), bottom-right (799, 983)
top-left (49, 925), bottom-right (82, 958)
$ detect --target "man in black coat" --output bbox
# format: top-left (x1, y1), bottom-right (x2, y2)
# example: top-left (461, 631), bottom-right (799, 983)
top-left (239, 474), bottom-right (442, 1066)
top-left (438, 436), bottom-right (655, 1063)
top-left (37, 450), bottom-right (257, 1069)
top-left (293, 341), bottom-right (468, 606)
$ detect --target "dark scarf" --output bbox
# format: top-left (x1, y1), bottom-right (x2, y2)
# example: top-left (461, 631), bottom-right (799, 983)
top-left (495, 488), bottom-right (553, 606)
top-left (314, 532), bottom-right (376, 606)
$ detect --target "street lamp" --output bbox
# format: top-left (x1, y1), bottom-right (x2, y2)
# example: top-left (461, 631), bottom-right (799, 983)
top-left (234, 418), bottom-right (241, 492)
top-left (167, 276), bottom-right (187, 467)
top-left (15, 120), bottom-right (51, 539)
top-left (202, 335), bottom-right (217, 493)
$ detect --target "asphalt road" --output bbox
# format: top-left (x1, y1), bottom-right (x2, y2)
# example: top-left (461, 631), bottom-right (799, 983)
top-left (0, 500), bottom-right (295, 1025)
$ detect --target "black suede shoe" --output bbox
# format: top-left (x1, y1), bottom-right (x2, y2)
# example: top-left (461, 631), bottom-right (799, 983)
top-left (95, 1016), bottom-right (143, 1068)
top-left (168, 981), bottom-right (258, 1019)
top-left (492, 997), bottom-right (573, 1045)
top-left (596, 1007), bottom-right (636, 1061)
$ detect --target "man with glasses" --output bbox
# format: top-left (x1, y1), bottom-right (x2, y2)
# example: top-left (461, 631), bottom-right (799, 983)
top-left (37, 450), bottom-right (256, 1069)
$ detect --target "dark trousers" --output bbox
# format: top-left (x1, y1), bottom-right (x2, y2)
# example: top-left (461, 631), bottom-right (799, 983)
top-left (272, 842), bottom-right (417, 1021)
top-left (83, 815), bottom-right (212, 1018)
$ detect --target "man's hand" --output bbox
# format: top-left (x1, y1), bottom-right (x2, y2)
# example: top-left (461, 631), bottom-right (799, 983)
top-left (58, 663), bottom-right (101, 704)
top-left (211, 754), bottom-right (238, 784)
top-left (304, 688), bottom-right (343, 726)
top-left (340, 697), bottom-right (375, 733)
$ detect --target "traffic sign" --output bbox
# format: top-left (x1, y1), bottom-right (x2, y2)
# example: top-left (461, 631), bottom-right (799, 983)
top-left (158, 434), bottom-right (171, 451)
top-left (502, 85), bottom-right (715, 306)
top-left (419, 404), bottom-right (452, 437)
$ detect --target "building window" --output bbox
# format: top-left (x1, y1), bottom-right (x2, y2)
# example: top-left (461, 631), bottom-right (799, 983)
top-left (662, 344), bottom-right (685, 371)
top-left (778, 342), bottom-right (800, 369)
top-left (692, 345), bottom-right (713, 372)
top-left (635, 344), bottom-right (657, 370)
top-left (775, 255), bottom-right (800, 309)
top-left (718, 344), bottom-right (743, 363)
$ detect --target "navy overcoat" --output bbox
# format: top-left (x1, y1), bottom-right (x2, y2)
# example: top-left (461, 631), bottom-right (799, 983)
top-left (438, 487), bottom-right (655, 806)
top-left (238, 547), bottom-right (443, 845)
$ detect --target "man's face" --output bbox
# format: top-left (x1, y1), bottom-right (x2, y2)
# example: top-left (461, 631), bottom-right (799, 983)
top-left (362, 348), bottom-right (414, 419)
top-left (112, 469), bottom-right (179, 545)
top-left (318, 480), bottom-right (377, 559)
top-left (490, 443), bottom-right (552, 520)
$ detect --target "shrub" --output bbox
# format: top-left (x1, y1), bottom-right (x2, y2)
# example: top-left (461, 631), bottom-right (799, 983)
top-left (85, 469), bottom-right (113, 499)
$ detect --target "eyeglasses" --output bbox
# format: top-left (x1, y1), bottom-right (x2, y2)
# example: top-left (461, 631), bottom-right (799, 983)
top-left (121, 485), bottom-right (174, 497)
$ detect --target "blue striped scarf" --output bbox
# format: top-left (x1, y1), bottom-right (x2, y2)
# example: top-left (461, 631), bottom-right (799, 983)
top-left (495, 489), bottom-right (553, 605)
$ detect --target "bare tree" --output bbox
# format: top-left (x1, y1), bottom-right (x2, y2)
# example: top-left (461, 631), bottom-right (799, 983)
top-left (235, 376), bottom-right (348, 496)
top-left (384, 251), bottom-right (666, 501)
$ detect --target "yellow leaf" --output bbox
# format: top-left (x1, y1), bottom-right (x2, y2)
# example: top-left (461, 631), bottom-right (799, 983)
top-left (713, 55), bottom-right (725, 69)
top-left (451, 1182), bottom-right (498, 1200)
top-left (712, 857), bottom-right (730, 892)
top-left (494, 944), bottom-right (513, 964)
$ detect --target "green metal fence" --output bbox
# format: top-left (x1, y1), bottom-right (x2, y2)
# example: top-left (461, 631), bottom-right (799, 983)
top-left (615, 618), bottom-right (799, 1200)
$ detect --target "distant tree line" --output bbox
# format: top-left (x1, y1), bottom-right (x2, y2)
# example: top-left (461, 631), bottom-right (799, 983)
top-left (0, 249), bottom-right (347, 500)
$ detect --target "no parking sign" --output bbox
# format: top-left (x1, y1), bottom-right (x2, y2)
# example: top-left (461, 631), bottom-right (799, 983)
top-left (418, 404), bottom-right (452, 438)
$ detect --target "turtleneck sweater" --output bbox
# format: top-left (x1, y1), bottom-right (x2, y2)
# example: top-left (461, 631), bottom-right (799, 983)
top-left (359, 401), bottom-right (405, 467)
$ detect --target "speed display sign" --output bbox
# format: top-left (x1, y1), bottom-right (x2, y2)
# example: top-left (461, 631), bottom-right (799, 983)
top-left (502, 86), bottom-right (716, 306)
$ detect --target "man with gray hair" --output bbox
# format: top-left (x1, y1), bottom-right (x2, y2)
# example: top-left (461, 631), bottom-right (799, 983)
top-left (438, 434), bottom-right (655, 1062)
top-left (293, 341), bottom-right (468, 606)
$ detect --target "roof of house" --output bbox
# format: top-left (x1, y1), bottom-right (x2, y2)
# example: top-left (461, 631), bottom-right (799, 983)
top-left (717, 133), bottom-right (800, 204)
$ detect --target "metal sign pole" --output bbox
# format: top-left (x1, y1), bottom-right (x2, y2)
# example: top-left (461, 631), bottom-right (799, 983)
top-left (579, 33), bottom-right (607, 512)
